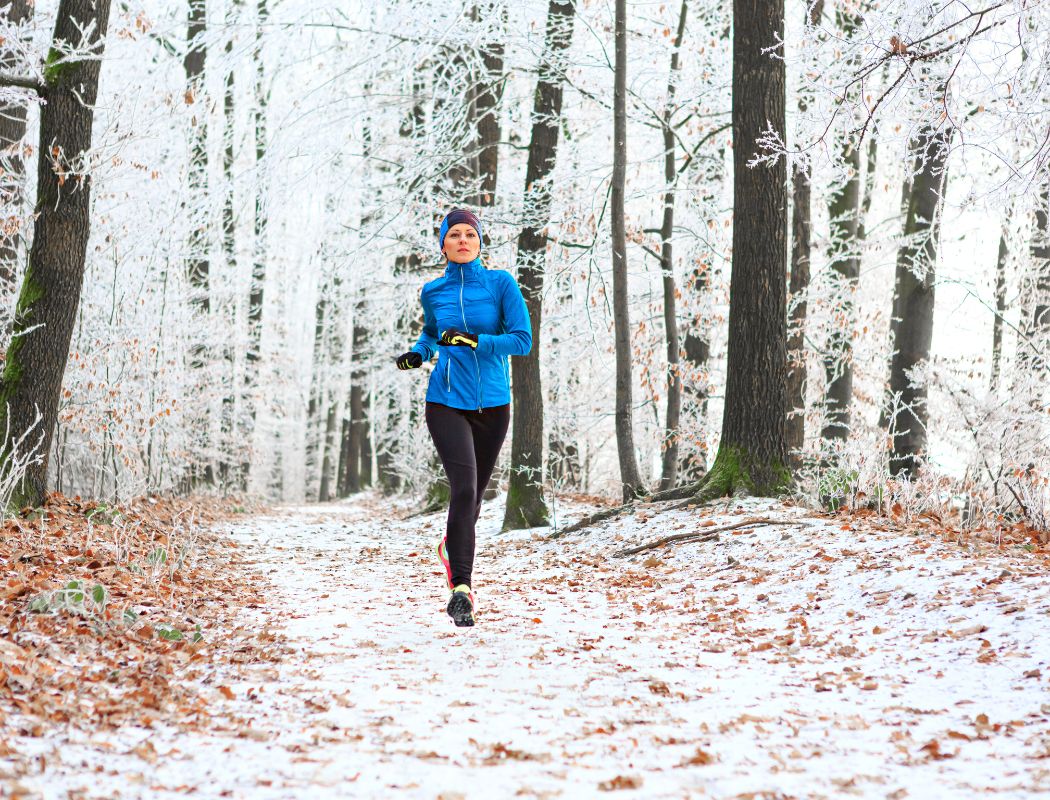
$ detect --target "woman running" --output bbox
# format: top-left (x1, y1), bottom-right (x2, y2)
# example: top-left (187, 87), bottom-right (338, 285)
top-left (395, 208), bottom-right (532, 627)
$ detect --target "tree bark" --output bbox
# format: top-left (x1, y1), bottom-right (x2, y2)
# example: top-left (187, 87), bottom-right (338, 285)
top-left (610, 0), bottom-right (644, 502)
top-left (785, 0), bottom-right (825, 467)
top-left (689, 0), bottom-right (788, 502)
top-left (469, 2), bottom-right (505, 208)
top-left (360, 390), bottom-right (372, 488)
top-left (819, 9), bottom-right (864, 448)
top-left (820, 142), bottom-right (862, 443)
top-left (242, 0), bottom-right (268, 486)
top-left (887, 124), bottom-right (952, 477)
top-left (1023, 178), bottom-right (1050, 376)
top-left (343, 310), bottom-right (366, 495)
top-left (0, 0), bottom-right (113, 509)
top-left (318, 400), bottom-right (337, 502)
top-left (0, 0), bottom-right (33, 296)
top-left (218, 0), bottom-right (239, 487)
top-left (501, 0), bottom-right (575, 531)
top-left (990, 216), bottom-right (1009, 391)
top-left (183, 0), bottom-right (212, 487)
top-left (305, 278), bottom-right (328, 498)
top-left (185, 0), bottom-right (209, 319)
top-left (657, 0), bottom-right (689, 491)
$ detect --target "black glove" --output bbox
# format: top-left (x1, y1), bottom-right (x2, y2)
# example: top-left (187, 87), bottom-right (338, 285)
top-left (396, 351), bottom-right (423, 370)
top-left (439, 329), bottom-right (478, 348)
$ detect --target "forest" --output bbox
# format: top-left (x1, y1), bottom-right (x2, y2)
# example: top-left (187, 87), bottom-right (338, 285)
top-left (0, 1), bottom-right (1048, 797)
top-left (0, 0), bottom-right (1045, 524)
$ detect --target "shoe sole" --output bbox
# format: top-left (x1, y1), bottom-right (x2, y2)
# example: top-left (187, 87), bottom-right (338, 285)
top-left (447, 592), bottom-right (475, 627)
top-left (436, 539), bottom-right (453, 591)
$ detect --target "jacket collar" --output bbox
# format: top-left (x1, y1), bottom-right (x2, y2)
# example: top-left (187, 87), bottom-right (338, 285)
top-left (443, 257), bottom-right (483, 278)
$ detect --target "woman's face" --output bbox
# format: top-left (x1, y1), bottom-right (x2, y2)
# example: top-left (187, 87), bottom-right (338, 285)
top-left (443, 223), bottom-right (481, 263)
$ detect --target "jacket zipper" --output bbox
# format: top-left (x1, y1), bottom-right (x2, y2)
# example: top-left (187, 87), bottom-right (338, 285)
top-left (446, 357), bottom-right (451, 392)
top-left (460, 268), bottom-right (483, 411)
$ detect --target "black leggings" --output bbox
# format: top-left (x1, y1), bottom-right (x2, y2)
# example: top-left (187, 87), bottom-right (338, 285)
top-left (425, 401), bottom-right (510, 588)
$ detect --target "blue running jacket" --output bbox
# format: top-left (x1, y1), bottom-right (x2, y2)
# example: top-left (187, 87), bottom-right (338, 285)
top-left (410, 257), bottom-right (532, 410)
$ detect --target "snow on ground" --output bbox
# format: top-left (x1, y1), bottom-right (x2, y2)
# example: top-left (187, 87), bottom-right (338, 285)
top-left (9, 493), bottom-right (1050, 798)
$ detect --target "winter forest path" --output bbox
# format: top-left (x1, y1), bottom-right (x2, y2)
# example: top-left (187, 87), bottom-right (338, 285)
top-left (24, 494), bottom-right (1050, 798)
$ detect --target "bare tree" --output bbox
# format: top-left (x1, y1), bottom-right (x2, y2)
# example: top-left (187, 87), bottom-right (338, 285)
top-left (990, 216), bottom-right (1010, 391)
top-left (657, 0), bottom-right (689, 491)
top-left (610, 0), bottom-right (644, 502)
top-left (0, 0), bottom-right (33, 296)
top-left (0, 0), bottom-right (114, 508)
top-left (887, 124), bottom-right (953, 477)
top-left (242, 0), bottom-right (269, 486)
top-left (502, 0), bottom-right (575, 530)
top-left (1021, 178), bottom-right (1050, 377)
top-left (785, 0), bottom-right (825, 466)
top-left (684, 0), bottom-right (789, 502)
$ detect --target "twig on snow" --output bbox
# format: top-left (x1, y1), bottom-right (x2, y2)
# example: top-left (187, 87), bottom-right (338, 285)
top-left (613, 518), bottom-right (811, 557)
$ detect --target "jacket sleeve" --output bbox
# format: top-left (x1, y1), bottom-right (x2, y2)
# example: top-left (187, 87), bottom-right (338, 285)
top-left (410, 286), bottom-right (439, 361)
top-left (476, 272), bottom-right (533, 357)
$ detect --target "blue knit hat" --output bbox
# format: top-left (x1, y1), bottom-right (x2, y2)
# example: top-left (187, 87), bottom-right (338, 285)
top-left (438, 208), bottom-right (482, 252)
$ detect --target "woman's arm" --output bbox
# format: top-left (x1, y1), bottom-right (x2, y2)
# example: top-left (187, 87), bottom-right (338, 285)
top-left (476, 272), bottom-right (532, 357)
top-left (410, 286), bottom-right (439, 361)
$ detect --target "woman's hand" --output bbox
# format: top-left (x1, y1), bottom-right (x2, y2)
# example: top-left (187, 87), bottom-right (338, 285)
top-left (396, 351), bottom-right (423, 370)
top-left (439, 329), bottom-right (478, 348)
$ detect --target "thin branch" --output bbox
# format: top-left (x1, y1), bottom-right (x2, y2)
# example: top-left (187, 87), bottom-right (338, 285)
top-left (0, 72), bottom-right (44, 94)
top-left (614, 518), bottom-right (812, 557)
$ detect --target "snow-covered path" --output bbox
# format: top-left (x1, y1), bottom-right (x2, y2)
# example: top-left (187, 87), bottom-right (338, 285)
top-left (16, 494), bottom-right (1050, 798)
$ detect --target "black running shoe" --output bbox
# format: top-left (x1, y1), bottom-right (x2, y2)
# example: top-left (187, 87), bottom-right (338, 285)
top-left (447, 584), bottom-right (475, 627)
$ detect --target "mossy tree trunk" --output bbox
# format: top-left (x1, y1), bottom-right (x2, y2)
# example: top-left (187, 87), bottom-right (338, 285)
top-left (0, 0), bottom-right (34, 297)
top-left (0, 0), bottom-right (113, 509)
top-left (688, 0), bottom-right (789, 503)
top-left (887, 124), bottom-right (952, 477)
top-left (502, 0), bottom-right (575, 531)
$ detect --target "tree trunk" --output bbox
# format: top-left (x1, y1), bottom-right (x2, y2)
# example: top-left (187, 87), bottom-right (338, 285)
top-left (679, 320), bottom-right (711, 482)
top-left (469, 2), bottom-right (505, 208)
top-left (305, 280), bottom-right (328, 498)
top-left (657, 0), bottom-right (689, 491)
top-left (343, 311), bottom-right (366, 494)
top-left (990, 217), bottom-right (1009, 391)
top-left (887, 125), bottom-right (952, 477)
top-left (501, 0), bottom-right (575, 531)
top-left (785, 0), bottom-right (825, 468)
top-left (690, 0), bottom-right (788, 501)
top-left (242, 0), bottom-right (268, 486)
top-left (218, 0), bottom-right (239, 488)
top-left (1023, 179), bottom-right (1050, 376)
top-left (610, 0), bottom-right (644, 502)
top-left (318, 400), bottom-right (337, 502)
top-left (820, 142), bottom-right (862, 443)
top-left (0, 0), bottom-right (33, 296)
top-left (184, 0), bottom-right (212, 486)
top-left (0, 0), bottom-right (113, 509)
top-left (336, 414), bottom-right (350, 497)
top-left (360, 390), bottom-right (373, 488)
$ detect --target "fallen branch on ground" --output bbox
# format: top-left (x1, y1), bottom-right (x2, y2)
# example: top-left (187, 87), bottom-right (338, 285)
top-left (548, 479), bottom-right (705, 539)
top-left (613, 517), bottom-right (810, 557)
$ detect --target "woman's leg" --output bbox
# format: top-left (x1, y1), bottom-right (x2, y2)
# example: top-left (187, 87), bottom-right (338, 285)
top-left (468, 404), bottom-right (511, 526)
top-left (425, 402), bottom-right (478, 588)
